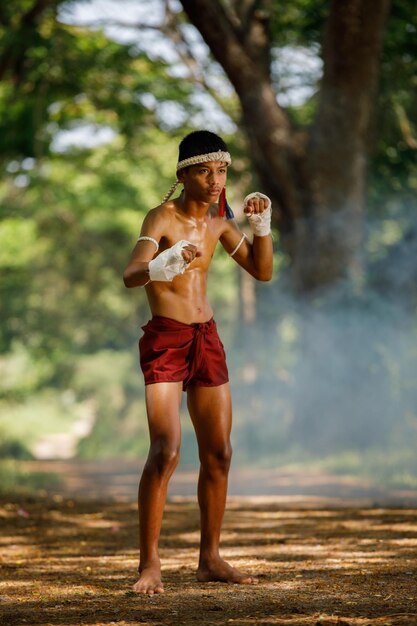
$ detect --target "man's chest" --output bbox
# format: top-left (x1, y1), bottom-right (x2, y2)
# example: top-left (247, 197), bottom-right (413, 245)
top-left (162, 219), bottom-right (220, 256)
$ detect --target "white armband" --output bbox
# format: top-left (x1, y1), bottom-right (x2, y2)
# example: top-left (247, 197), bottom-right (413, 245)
top-left (148, 240), bottom-right (191, 282)
top-left (243, 192), bottom-right (272, 237)
top-left (229, 233), bottom-right (248, 257)
top-left (137, 236), bottom-right (159, 252)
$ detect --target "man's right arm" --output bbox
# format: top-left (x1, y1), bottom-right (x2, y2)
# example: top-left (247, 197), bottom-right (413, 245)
top-left (123, 209), bottom-right (163, 288)
top-left (123, 209), bottom-right (199, 288)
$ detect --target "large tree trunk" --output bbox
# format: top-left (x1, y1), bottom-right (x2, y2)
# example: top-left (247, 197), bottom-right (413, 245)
top-left (298, 0), bottom-right (391, 290)
top-left (179, 0), bottom-right (391, 292)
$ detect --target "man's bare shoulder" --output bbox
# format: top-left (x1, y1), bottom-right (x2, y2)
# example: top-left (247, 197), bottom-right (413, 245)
top-left (143, 201), bottom-right (177, 227)
top-left (218, 214), bottom-right (240, 236)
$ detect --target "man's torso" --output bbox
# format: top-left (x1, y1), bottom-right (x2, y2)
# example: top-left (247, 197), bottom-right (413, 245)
top-left (146, 201), bottom-right (226, 324)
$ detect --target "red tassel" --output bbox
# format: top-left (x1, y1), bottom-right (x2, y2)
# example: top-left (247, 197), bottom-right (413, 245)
top-left (219, 188), bottom-right (226, 217)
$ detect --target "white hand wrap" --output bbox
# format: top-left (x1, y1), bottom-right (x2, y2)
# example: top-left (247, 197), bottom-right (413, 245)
top-left (244, 192), bottom-right (272, 237)
top-left (148, 240), bottom-right (191, 282)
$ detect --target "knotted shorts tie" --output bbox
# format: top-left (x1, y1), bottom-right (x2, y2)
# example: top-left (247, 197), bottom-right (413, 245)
top-left (139, 316), bottom-right (229, 391)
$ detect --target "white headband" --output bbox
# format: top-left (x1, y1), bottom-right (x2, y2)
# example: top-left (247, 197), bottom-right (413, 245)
top-left (162, 150), bottom-right (232, 204)
top-left (176, 150), bottom-right (232, 172)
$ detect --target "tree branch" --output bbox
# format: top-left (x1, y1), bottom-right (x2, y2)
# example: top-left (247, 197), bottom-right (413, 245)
top-left (74, 19), bottom-right (162, 31)
top-left (179, 0), bottom-right (299, 227)
top-left (162, 1), bottom-right (239, 122)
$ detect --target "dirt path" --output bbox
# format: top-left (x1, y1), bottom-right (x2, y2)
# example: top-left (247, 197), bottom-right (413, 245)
top-left (1, 497), bottom-right (417, 626)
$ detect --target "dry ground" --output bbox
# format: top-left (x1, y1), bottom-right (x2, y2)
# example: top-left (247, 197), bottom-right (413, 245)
top-left (1, 496), bottom-right (417, 626)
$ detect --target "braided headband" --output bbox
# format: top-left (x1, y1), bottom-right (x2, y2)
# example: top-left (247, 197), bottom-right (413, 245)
top-left (176, 150), bottom-right (231, 172)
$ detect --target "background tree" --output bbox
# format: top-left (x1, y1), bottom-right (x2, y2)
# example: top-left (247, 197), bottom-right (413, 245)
top-left (178, 0), bottom-right (391, 290)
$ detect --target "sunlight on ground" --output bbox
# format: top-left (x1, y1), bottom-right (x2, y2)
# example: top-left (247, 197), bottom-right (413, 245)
top-left (1, 498), bottom-right (416, 625)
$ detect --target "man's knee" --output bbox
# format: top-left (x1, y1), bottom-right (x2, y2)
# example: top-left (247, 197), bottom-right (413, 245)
top-left (146, 439), bottom-right (180, 475)
top-left (200, 442), bottom-right (232, 475)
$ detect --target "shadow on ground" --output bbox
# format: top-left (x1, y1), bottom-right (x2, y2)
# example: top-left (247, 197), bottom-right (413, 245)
top-left (1, 496), bottom-right (417, 626)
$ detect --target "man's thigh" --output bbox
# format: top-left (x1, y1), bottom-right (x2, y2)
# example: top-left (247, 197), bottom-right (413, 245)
top-left (145, 382), bottom-right (183, 443)
top-left (186, 383), bottom-right (232, 448)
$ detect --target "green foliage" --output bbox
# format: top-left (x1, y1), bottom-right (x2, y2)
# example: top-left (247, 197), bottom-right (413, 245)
top-left (73, 350), bottom-right (149, 459)
top-left (0, 1), bottom-right (194, 160)
top-left (0, 390), bottom-right (77, 446)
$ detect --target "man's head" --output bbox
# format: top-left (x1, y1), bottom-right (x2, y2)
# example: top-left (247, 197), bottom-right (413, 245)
top-left (162, 130), bottom-right (233, 218)
top-left (176, 131), bottom-right (231, 172)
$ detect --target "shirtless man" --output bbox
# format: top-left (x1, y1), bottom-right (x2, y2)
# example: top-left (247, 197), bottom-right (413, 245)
top-left (123, 130), bottom-right (273, 594)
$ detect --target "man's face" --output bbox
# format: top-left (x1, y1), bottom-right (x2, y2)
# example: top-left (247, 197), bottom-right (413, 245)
top-left (179, 161), bottom-right (228, 203)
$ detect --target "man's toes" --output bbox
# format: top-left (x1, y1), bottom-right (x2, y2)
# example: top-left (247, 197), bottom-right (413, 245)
top-left (154, 585), bottom-right (164, 594)
top-left (132, 583), bottom-right (153, 594)
top-left (234, 573), bottom-right (257, 584)
top-left (243, 575), bottom-right (257, 584)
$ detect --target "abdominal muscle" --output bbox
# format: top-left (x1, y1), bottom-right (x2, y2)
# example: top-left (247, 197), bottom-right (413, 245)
top-left (145, 266), bottom-right (214, 325)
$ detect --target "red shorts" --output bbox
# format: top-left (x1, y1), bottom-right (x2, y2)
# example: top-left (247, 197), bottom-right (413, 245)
top-left (139, 316), bottom-right (229, 391)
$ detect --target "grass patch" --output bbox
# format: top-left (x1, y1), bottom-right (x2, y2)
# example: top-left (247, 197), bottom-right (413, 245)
top-left (0, 460), bottom-right (62, 497)
top-left (311, 447), bottom-right (417, 489)
top-left (0, 392), bottom-right (77, 447)
top-left (243, 445), bottom-right (417, 490)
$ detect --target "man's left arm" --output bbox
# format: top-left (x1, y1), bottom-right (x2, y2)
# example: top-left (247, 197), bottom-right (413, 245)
top-left (220, 193), bottom-right (273, 282)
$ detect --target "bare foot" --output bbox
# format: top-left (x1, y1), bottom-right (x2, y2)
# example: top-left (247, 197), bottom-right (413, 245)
top-left (197, 557), bottom-right (257, 584)
top-left (132, 565), bottom-right (164, 595)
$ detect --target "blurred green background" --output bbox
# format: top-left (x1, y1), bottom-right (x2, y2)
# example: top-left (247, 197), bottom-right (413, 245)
top-left (1, 0), bottom-right (417, 497)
